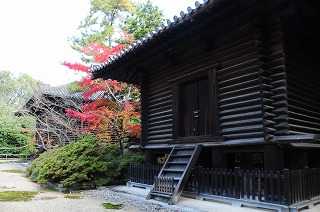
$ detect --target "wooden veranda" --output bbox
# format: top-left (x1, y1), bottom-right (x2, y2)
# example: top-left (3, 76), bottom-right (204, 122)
top-left (129, 163), bottom-right (320, 212)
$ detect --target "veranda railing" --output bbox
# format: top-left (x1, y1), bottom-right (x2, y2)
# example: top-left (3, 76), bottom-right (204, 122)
top-left (129, 163), bottom-right (320, 205)
top-left (129, 163), bottom-right (161, 185)
top-left (185, 166), bottom-right (320, 205)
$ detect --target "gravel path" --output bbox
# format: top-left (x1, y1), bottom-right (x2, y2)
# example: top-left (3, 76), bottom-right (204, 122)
top-left (86, 188), bottom-right (187, 212)
top-left (0, 161), bottom-right (186, 212)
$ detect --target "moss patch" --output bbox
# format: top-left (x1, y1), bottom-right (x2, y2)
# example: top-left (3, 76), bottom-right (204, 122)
top-left (0, 162), bottom-right (9, 164)
top-left (64, 194), bottom-right (82, 199)
top-left (102, 202), bottom-right (123, 210)
top-left (1, 169), bottom-right (24, 174)
top-left (0, 191), bottom-right (38, 202)
top-left (37, 196), bottom-right (56, 200)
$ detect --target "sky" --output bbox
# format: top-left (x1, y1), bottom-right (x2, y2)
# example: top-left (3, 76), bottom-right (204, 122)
top-left (0, 0), bottom-right (197, 86)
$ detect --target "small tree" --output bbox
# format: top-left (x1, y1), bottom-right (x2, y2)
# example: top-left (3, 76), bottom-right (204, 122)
top-left (123, 0), bottom-right (164, 40)
top-left (0, 71), bottom-right (41, 154)
top-left (62, 44), bottom-right (141, 155)
top-left (69, 0), bottom-right (133, 63)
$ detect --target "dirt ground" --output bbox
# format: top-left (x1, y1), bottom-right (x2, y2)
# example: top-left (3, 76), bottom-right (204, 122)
top-left (0, 161), bottom-right (138, 212)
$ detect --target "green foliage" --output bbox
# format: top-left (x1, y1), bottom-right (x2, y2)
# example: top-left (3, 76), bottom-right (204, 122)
top-left (0, 71), bottom-right (42, 108)
top-left (64, 194), bottom-right (82, 199)
top-left (123, 0), bottom-right (164, 40)
top-left (0, 191), bottom-right (38, 202)
top-left (0, 70), bottom-right (40, 154)
top-left (70, 0), bottom-right (133, 61)
top-left (26, 136), bottom-right (144, 186)
top-left (102, 202), bottom-right (123, 210)
top-left (0, 122), bottom-right (35, 155)
top-left (67, 80), bottom-right (88, 94)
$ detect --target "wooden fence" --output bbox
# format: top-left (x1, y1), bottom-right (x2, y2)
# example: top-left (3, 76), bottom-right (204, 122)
top-left (0, 154), bottom-right (31, 162)
top-left (129, 163), bottom-right (161, 185)
top-left (185, 166), bottom-right (320, 205)
top-left (154, 176), bottom-right (174, 194)
top-left (129, 164), bottom-right (320, 205)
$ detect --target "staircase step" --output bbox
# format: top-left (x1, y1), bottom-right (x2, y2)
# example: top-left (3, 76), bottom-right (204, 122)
top-left (147, 145), bottom-right (202, 204)
top-left (171, 154), bottom-right (192, 157)
top-left (163, 168), bottom-right (184, 172)
top-left (166, 161), bottom-right (188, 165)
top-left (175, 146), bottom-right (196, 150)
top-left (151, 191), bottom-right (172, 198)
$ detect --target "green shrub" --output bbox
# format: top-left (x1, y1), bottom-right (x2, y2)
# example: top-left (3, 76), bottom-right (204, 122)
top-left (26, 136), bottom-right (144, 186)
top-left (0, 123), bottom-right (35, 155)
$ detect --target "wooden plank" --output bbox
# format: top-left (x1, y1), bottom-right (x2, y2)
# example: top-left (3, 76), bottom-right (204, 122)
top-left (245, 170), bottom-right (250, 199)
top-left (210, 168), bottom-right (214, 195)
top-left (234, 167), bottom-right (240, 199)
top-left (251, 170), bottom-right (256, 200)
top-left (270, 171), bottom-right (275, 203)
top-left (224, 169), bottom-right (228, 196)
top-left (258, 171), bottom-right (262, 201)
top-left (276, 171), bottom-right (281, 204)
top-left (214, 168), bottom-right (219, 196)
top-left (264, 171), bottom-right (269, 202)
top-left (221, 118), bottom-right (263, 128)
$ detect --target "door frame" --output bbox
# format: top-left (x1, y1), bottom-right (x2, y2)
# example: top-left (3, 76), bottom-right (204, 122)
top-left (170, 64), bottom-right (221, 142)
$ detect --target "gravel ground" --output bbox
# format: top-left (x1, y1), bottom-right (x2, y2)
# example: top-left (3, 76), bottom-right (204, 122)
top-left (86, 188), bottom-right (189, 212)
top-left (0, 161), bottom-right (189, 212)
top-left (1, 160), bottom-right (320, 212)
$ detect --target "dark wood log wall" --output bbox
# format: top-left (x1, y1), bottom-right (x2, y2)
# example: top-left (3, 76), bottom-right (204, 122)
top-left (140, 2), bottom-right (318, 145)
top-left (285, 32), bottom-right (320, 135)
top-left (254, 18), bottom-right (289, 139)
top-left (143, 20), bottom-right (284, 144)
top-left (217, 23), bottom-right (263, 140)
top-left (266, 19), bottom-right (289, 137)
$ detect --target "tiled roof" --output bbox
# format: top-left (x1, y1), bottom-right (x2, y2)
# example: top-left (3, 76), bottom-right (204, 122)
top-left (90, 0), bottom-right (214, 74)
top-left (39, 85), bottom-right (82, 99)
top-left (39, 85), bottom-right (103, 102)
top-left (15, 85), bottom-right (104, 115)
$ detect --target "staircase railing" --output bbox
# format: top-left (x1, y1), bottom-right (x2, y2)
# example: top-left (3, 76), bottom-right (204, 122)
top-left (154, 176), bottom-right (174, 194)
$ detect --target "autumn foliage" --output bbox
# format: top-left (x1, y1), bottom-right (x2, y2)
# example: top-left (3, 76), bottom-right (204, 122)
top-left (62, 42), bottom-right (140, 153)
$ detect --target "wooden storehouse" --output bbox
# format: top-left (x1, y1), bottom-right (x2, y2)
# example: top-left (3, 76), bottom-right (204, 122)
top-left (17, 86), bottom-right (118, 150)
top-left (15, 86), bottom-right (85, 149)
top-left (92, 0), bottom-right (320, 209)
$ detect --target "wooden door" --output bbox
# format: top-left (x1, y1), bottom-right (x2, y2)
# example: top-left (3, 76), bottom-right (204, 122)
top-left (178, 77), bottom-right (210, 137)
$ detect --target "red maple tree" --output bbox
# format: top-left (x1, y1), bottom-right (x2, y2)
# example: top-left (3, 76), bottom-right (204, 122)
top-left (62, 41), bottom-right (140, 154)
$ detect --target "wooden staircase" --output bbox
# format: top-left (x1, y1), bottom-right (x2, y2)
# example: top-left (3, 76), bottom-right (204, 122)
top-left (147, 145), bottom-right (202, 204)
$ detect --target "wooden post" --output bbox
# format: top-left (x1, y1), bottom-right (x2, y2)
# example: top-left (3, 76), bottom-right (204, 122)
top-left (283, 168), bottom-right (291, 205)
top-left (129, 163), bottom-right (132, 182)
top-left (240, 169), bottom-right (245, 198)
top-left (258, 170), bottom-right (262, 201)
top-left (234, 167), bottom-right (240, 199)
top-left (276, 171), bottom-right (281, 204)
top-left (212, 148), bottom-right (227, 168)
top-left (264, 145), bottom-right (284, 171)
top-left (264, 170), bottom-right (269, 202)
top-left (210, 168), bottom-right (214, 194)
top-left (245, 170), bottom-right (250, 199)
top-left (198, 166), bottom-right (202, 195)
top-left (304, 167), bottom-right (311, 200)
top-left (270, 171), bottom-right (275, 203)
top-left (251, 170), bottom-right (256, 200)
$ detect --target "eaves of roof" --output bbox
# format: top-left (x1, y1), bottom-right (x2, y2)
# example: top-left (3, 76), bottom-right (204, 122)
top-left (90, 0), bottom-right (219, 78)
